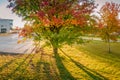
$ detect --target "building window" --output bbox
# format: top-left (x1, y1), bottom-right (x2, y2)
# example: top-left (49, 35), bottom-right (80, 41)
top-left (1, 28), bottom-right (7, 33)
top-left (10, 23), bottom-right (13, 25)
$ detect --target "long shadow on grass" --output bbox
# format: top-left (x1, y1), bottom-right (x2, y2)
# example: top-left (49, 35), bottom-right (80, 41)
top-left (34, 48), bottom-right (57, 80)
top-left (54, 52), bottom-right (75, 80)
top-left (0, 54), bottom-right (22, 72)
top-left (60, 49), bottom-right (108, 80)
top-left (34, 61), bottom-right (53, 80)
top-left (8, 47), bottom-right (37, 80)
top-left (14, 53), bottom-right (37, 80)
top-left (7, 53), bottom-right (32, 79)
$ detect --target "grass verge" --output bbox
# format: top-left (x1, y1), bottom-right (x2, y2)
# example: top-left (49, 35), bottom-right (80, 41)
top-left (0, 41), bottom-right (120, 80)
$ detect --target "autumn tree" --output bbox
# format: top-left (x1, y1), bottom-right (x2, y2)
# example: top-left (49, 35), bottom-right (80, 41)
top-left (99, 2), bottom-right (120, 53)
top-left (8, 0), bottom-right (96, 54)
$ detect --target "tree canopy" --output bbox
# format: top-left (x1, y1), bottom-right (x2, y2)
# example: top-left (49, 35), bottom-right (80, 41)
top-left (98, 2), bottom-right (120, 53)
top-left (8, 0), bottom-right (96, 54)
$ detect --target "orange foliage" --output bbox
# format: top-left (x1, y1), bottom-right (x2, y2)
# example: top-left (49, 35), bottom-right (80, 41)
top-left (100, 2), bottom-right (120, 30)
top-left (19, 25), bottom-right (33, 37)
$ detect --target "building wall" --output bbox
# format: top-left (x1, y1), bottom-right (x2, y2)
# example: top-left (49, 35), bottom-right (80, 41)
top-left (0, 19), bottom-right (13, 33)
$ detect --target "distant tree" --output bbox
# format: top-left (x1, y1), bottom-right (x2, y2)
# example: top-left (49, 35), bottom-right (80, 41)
top-left (8, 0), bottom-right (96, 54)
top-left (99, 2), bottom-right (120, 53)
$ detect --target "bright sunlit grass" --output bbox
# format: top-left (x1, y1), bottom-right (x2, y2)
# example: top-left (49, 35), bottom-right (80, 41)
top-left (0, 41), bottom-right (120, 80)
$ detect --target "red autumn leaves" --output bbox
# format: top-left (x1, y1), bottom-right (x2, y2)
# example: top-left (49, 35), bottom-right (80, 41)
top-left (36, 0), bottom-right (95, 27)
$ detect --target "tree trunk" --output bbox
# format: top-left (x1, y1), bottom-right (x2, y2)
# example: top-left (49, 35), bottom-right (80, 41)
top-left (108, 41), bottom-right (111, 53)
top-left (108, 38), bottom-right (111, 53)
top-left (53, 47), bottom-right (58, 54)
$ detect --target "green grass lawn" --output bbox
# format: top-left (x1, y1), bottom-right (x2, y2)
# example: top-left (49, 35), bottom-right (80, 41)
top-left (0, 41), bottom-right (120, 80)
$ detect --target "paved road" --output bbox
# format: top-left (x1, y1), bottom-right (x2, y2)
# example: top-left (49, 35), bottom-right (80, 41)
top-left (81, 36), bottom-right (120, 42)
top-left (0, 33), bottom-right (34, 54)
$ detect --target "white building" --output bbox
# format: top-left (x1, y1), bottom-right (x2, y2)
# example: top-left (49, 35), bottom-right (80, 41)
top-left (0, 19), bottom-right (13, 33)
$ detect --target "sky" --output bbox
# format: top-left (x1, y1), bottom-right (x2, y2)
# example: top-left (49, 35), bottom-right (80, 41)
top-left (0, 0), bottom-right (25, 28)
top-left (0, 0), bottom-right (120, 28)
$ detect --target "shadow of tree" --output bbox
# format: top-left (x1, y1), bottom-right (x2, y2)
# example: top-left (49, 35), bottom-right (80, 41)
top-left (7, 53), bottom-right (32, 79)
top-left (7, 47), bottom-right (36, 78)
top-left (0, 54), bottom-right (22, 72)
top-left (33, 61), bottom-right (53, 80)
top-left (33, 49), bottom-right (60, 80)
top-left (54, 52), bottom-right (75, 80)
top-left (0, 59), bottom-right (15, 72)
top-left (59, 48), bottom-right (108, 80)
top-left (14, 53), bottom-right (37, 80)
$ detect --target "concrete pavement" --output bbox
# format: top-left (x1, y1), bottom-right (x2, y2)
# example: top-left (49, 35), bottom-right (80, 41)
top-left (0, 33), bottom-right (34, 54)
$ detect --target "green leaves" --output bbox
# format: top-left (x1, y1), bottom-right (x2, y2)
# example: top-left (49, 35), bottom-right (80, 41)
top-left (8, 0), bottom-right (96, 53)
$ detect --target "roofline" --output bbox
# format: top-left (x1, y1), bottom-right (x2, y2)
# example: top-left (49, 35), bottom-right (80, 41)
top-left (0, 19), bottom-right (13, 21)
